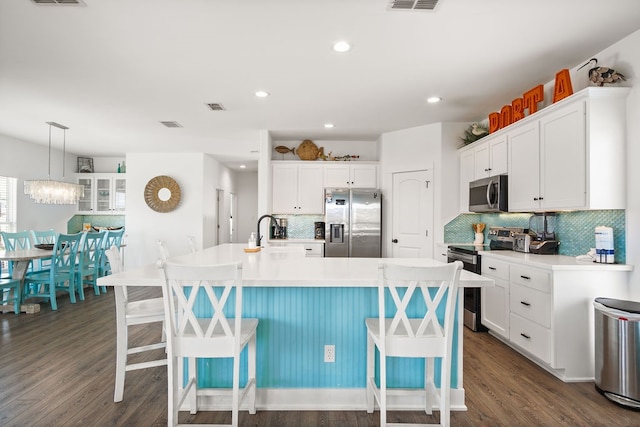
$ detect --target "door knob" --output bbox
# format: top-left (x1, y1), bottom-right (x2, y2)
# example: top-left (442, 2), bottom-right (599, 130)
top-left (392, 239), bottom-right (398, 243)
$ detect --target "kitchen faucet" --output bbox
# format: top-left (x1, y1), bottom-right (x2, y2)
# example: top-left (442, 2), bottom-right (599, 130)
top-left (256, 214), bottom-right (281, 247)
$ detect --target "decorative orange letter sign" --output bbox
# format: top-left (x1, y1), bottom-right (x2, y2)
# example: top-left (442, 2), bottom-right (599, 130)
top-left (488, 112), bottom-right (500, 133)
top-left (523, 85), bottom-right (544, 115)
top-left (512, 98), bottom-right (524, 122)
top-left (500, 105), bottom-right (513, 128)
top-left (553, 69), bottom-right (573, 103)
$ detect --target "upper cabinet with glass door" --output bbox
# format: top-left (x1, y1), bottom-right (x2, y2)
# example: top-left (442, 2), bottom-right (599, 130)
top-left (76, 173), bottom-right (126, 214)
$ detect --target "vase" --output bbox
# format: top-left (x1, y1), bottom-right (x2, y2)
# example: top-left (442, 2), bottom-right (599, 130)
top-left (474, 232), bottom-right (484, 245)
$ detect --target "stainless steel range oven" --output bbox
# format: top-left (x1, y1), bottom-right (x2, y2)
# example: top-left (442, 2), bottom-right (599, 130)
top-left (447, 245), bottom-right (488, 332)
top-left (447, 227), bottom-right (527, 332)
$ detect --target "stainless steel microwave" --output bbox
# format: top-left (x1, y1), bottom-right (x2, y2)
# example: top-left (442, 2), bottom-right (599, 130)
top-left (469, 175), bottom-right (508, 213)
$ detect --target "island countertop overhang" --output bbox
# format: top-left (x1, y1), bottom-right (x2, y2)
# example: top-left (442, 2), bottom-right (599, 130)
top-left (98, 243), bottom-right (493, 288)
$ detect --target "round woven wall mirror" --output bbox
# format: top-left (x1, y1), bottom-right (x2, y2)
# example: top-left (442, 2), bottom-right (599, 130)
top-left (144, 175), bottom-right (181, 212)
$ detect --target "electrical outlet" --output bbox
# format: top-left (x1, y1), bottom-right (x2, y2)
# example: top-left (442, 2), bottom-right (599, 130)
top-left (324, 344), bottom-right (335, 363)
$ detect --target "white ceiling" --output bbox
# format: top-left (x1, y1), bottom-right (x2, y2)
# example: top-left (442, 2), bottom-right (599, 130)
top-left (1, 0), bottom-right (639, 171)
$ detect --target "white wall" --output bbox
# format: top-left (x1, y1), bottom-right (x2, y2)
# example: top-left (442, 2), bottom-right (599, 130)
top-left (272, 139), bottom-right (378, 161)
top-left (379, 122), bottom-right (469, 258)
top-left (235, 171), bottom-right (258, 244)
top-left (125, 152), bottom-right (235, 268)
top-left (588, 29), bottom-right (640, 299)
top-left (0, 133), bottom-right (78, 233)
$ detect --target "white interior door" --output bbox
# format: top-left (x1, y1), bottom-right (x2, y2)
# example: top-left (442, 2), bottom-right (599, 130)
top-left (391, 170), bottom-right (433, 258)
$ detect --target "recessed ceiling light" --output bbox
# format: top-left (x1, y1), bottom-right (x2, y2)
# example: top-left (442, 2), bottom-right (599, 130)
top-left (255, 90), bottom-right (270, 98)
top-left (427, 96), bottom-right (442, 104)
top-left (240, 164), bottom-right (246, 169)
top-left (324, 123), bottom-right (335, 128)
top-left (333, 41), bottom-right (351, 53)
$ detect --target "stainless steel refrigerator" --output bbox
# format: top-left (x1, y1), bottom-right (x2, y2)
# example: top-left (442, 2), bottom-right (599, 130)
top-left (324, 188), bottom-right (381, 258)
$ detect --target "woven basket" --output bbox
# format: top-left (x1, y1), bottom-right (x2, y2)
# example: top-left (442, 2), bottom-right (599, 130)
top-left (297, 140), bottom-right (321, 161)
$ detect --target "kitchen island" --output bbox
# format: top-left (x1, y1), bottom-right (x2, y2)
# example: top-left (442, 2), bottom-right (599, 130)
top-left (98, 243), bottom-right (492, 411)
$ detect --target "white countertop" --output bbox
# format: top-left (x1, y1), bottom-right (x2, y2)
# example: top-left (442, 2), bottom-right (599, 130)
top-left (98, 243), bottom-right (492, 288)
top-left (479, 249), bottom-right (633, 271)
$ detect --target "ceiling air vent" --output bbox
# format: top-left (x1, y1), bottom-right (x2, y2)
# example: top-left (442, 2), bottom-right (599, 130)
top-left (160, 121), bottom-right (183, 128)
top-left (31, 0), bottom-right (86, 5)
top-left (206, 103), bottom-right (226, 111)
top-left (389, 0), bottom-right (440, 11)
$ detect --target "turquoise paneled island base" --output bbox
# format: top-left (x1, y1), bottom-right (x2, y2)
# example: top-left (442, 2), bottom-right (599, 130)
top-left (98, 244), bottom-right (492, 412)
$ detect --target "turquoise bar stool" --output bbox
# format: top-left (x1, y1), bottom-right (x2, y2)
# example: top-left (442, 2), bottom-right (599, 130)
top-left (23, 233), bottom-right (83, 311)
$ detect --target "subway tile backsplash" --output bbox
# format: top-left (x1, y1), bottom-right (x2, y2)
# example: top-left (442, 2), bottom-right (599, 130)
top-left (444, 210), bottom-right (626, 263)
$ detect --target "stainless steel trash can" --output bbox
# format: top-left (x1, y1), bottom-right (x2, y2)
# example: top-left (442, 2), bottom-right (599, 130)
top-left (594, 297), bottom-right (640, 409)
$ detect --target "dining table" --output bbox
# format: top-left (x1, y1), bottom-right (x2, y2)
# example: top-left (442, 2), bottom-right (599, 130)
top-left (0, 248), bottom-right (53, 308)
top-left (97, 243), bottom-right (493, 412)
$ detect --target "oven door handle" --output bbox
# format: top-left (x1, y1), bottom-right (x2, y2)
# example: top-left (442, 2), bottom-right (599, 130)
top-left (447, 250), bottom-right (477, 265)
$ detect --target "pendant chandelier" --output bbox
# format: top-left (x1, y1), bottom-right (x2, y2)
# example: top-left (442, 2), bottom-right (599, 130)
top-left (23, 122), bottom-right (85, 205)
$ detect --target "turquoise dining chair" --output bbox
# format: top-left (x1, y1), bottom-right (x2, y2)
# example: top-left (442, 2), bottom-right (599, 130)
top-left (29, 229), bottom-right (56, 271)
top-left (23, 233), bottom-right (82, 311)
top-left (76, 231), bottom-right (106, 299)
top-left (0, 263), bottom-right (21, 314)
top-left (0, 231), bottom-right (33, 275)
top-left (101, 228), bottom-right (125, 277)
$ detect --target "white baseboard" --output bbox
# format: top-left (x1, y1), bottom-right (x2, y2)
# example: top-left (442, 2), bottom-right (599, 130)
top-left (188, 387), bottom-right (467, 412)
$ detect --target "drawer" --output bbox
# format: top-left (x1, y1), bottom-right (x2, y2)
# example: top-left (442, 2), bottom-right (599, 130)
top-left (510, 313), bottom-right (551, 364)
top-left (510, 264), bottom-right (550, 293)
top-left (302, 243), bottom-right (324, 257)
top-left (510, 283), bottom-right (551, 327)
top-left (481, 257), bottom-right (509, 280)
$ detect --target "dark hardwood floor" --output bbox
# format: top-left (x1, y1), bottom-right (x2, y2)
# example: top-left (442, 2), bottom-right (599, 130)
top-left (1, 287), bottom-right (638, 426)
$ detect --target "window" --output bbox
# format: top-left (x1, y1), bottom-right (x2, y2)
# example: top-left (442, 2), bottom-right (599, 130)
top-left (0, 176), bottom-right (18, 253)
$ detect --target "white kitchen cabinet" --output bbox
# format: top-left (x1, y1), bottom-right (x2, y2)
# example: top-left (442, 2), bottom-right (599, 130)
top-left (508, 87), bottom-right (629, 212)
top-left (272, 163), bottom-right (323, 214)
top-left (481, 257), bottom-right (510, 339)
top-left (459, 149), bottom-right (474, 213)
top-left (508, 264), bottom-right (552, 363)
top-left (480, 251), bottom-right (630, 381)
top-left (323, 163), bottom-right (378, 188)
top-left (473, 135), bottom-right (508, 179)
top-left (507, 122), bottom-right (541, 211)
top-left (77, 173), bottom-right (126, 214)
top-left (434, 243), bottom-right (448, 263)
top-left (269, 240), bottom-right (324, 257)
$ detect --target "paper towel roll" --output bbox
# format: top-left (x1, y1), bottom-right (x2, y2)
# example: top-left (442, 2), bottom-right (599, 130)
top-left (595, 226), bottom-right (614, 263)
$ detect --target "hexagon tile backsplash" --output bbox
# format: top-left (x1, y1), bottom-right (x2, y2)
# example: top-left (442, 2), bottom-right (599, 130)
top-left (445, 210), bottom-right (626, 263)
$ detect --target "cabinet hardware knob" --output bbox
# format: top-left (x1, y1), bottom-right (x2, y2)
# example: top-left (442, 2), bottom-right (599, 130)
top-left (521, 275), bottom-right (531, 280)
top-left (533, 197), bottom-right (539, 201)
top-left (539, 197), bottom-right (544, 200)
top-left (520, 301), bottom-right (531, 306)
top-left (392, 239), bottom-right (398, 243)
top-left (488, 266), bottom-right (496, 270)
top-left (520, 333), bottom-right (531, 340)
